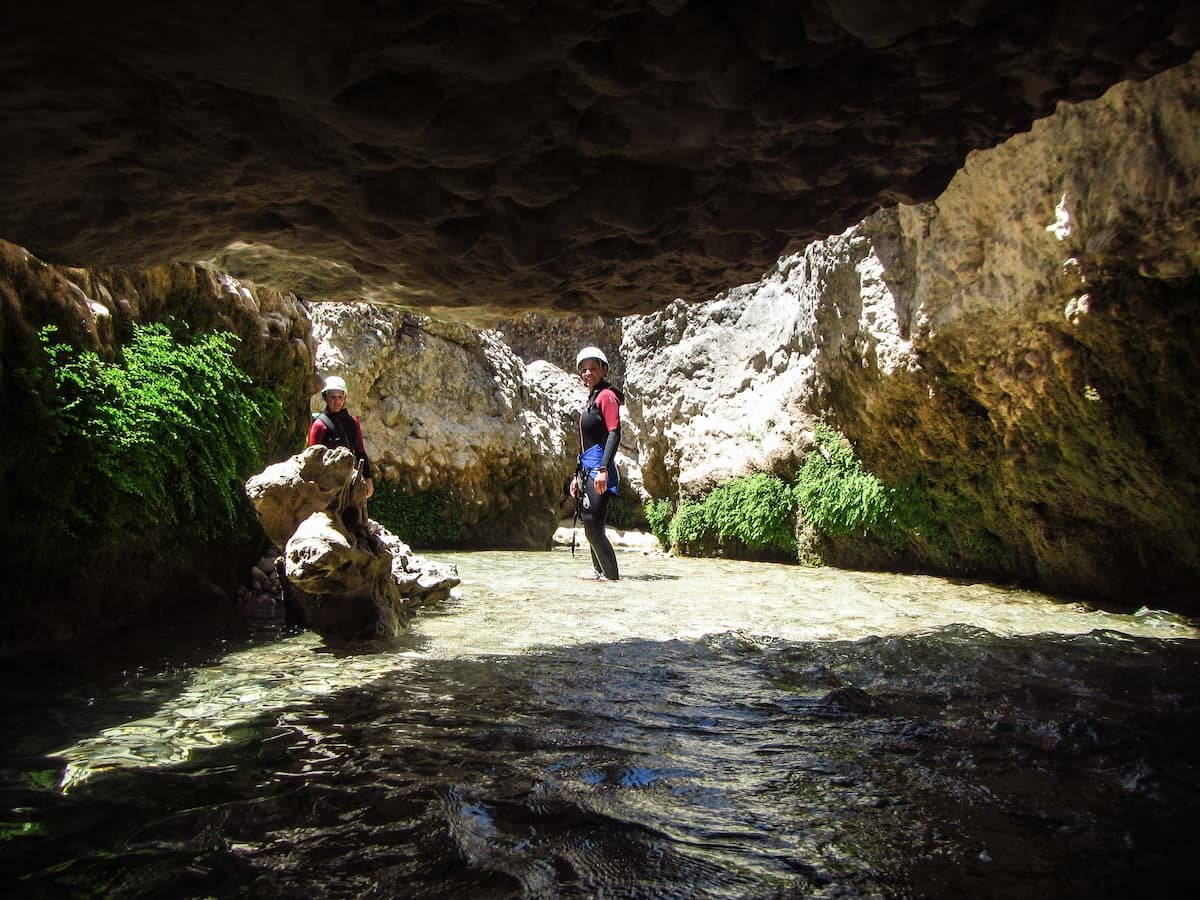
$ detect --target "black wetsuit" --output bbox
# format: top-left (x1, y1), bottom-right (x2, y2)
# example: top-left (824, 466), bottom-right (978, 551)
top-left (578, 381), bottom-right (622, 580)
top-left (308, 408), bottom-right (374, 480)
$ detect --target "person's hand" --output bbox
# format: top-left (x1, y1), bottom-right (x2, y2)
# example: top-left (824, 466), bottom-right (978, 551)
top-left (365, 477), bottom-right (375, 499)
top-left (569, 478), bottom-right (578, 498)
top-left (594, 469), bottom-right (608, 492)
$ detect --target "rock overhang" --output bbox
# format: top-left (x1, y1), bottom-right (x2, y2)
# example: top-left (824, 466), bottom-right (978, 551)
top-left (1, 1), bottom-right (1196, 317)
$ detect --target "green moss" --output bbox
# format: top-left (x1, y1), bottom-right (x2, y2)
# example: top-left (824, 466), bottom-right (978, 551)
top-left (3, 320), bottom-right (282, 630)
top-left (793, 423), bottom-right (896, 539)
top-left (644, 498), bottom-right (673, 548)
top-left (645, 424), bottom-right (1002, 571)
top-left (371, 483), bottom-right (465, 548)
top-left (25, 770), bottom-right (58, 790)
top-left (20, 322), bottom-right (281, 545)
top-left (666, 473), bottom-right (797, 558)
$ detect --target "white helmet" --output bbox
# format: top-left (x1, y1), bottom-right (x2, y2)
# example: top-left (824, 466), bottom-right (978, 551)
top-left (321, 375), bottom-right (348, 396)
top-left (576, 346), bottom-right (608, 370)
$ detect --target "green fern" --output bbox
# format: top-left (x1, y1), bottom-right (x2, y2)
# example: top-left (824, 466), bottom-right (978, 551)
top-left (644, 498), bottom-right (673, 548)
top-left (793, 423), bottom-right (895, 537)
top-left (27, 321), bottom-right (282, 545)
top-left (664, 473), bottom-right (797, 557)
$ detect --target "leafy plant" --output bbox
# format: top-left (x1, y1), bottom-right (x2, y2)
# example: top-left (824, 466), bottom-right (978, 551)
top-left (668, 473), bottom-right (797, 558)
top-left (644, 498), bottom-right (673, 548)
top-left (706, 473), bottom-right (797, 554)
top-left (24, 322), bottom-right (281, 546)
top-left (370, 483), bottom-right (464, 548)
top-left (793, 423), bottom-right (896, 538)
top-left (668, 499), bottom-right (712, 554)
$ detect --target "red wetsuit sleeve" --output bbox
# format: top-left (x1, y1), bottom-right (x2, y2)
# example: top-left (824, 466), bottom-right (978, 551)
top-left (307, 419), bottom-right (327, 446)
top-left (597, 389), bottom-right (621, 431)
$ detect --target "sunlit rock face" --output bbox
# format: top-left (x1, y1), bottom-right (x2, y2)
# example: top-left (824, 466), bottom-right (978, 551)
top-left (622, 226), bottom-right (895, 499)
top-left (623, 57), bottom-right (1200, 609)
top-left (308, 304), bottom-right (579, 547)
top-left (245, 445), bottom-right (461, 640)
top-left (2, 2), bottom-right (1196, 316)
top-left (833, 58), bottom-right (1200, 608)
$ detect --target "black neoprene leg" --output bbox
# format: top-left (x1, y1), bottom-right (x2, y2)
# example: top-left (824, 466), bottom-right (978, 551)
top-left (580, 476), bottom-right (619, 580)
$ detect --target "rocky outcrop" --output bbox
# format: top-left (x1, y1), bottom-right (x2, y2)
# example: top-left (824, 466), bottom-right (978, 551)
top-left (2, 3), bottom-right (1196, 314)
top-left (307, 304), bottom-right (648, 544)
top-left (309, 305), bottom-right (584, 547)
top-left (622, 230), bottom-right (879, 499)
top-left (245, 445), bottom-right (460, 640)
top-left (0, 240), bottom-right (316, 456)
top-left (622, 56), bottom-right (1200, 610)
top-left (0, 242), bottom-right (318, 654)
top-left (829, 57), bottom-right (1200, 607)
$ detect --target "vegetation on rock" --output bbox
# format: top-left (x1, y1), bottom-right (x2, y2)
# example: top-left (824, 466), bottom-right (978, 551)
top-left (793, 424), bottom-right (895, 539)
top-left (667, 472), bottom-right (798, 560)
top-left (4, 322), bottom-right (281, 646)
top-left (650, 425), bottom-right (965, 566)
top-left (26, 322), bottom-right (281, 542)
top-left (370, 483), bottom-right (465, 549)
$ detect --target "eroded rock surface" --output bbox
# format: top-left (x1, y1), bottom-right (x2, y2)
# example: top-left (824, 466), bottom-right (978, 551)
top-left (2, 2), bottom-right (1196, 315)
top-left (622, 56), bottom-right (1200, 608)
top-left (310, 305), bottom-right (580, 547)
top-left (245, 445), bottom-right (460, 639)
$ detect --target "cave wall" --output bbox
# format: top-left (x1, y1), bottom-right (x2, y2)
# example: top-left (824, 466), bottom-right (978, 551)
top-left (307, 304), bottom-right (581, 548)
top-left (4, 40), bottom-right (1199, 649)
top-left (2, 2), bottom-right (1196, 313)
top-left (0, 242), bottom-right (316, 650)
top-left (621, 56), bottom-right (1200, 610)
top-left (826, 57), bottom-right (1200, 607)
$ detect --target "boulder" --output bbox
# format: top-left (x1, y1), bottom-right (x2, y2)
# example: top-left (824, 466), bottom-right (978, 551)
top-left (245, 446), bottom-right (460, 640)
top-left (245, 444), bottom-right (367, 547)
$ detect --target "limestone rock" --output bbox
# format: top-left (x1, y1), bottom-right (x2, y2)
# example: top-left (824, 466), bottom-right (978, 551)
top-left (310, 305), bottom-right (591, 547)
top-left (245, 446), bottom-right (460, 640)
top-left (621, 56), bottom-right (1200, 610)
top-left (622, 224), bottom-right (903, 498)
top-left (2, 2), bottom-right (1195, 315)
top-left (245, 445), bottom-right (364, 548)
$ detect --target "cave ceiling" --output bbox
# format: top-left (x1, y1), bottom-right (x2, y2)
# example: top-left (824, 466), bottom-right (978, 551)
top-left (2, 1), bottom-right (1196, 317)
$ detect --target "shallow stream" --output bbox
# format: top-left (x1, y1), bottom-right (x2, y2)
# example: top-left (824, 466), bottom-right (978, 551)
top-left (1, 549), bottom-right (1197, 897)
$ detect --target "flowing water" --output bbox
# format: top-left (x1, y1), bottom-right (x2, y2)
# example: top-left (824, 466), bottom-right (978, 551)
top-left (1, 548), bottom-right (1197, 898)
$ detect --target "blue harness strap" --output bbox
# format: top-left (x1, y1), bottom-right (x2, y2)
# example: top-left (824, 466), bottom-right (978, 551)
top-left (580, 445), bottom-right (618, 495)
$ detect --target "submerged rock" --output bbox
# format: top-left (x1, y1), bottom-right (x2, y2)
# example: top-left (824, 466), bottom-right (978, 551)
top-left (245, 445), bottom-right (460, 640)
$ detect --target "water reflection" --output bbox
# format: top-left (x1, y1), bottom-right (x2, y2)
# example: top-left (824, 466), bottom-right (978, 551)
top-left (41, 550), bottom-right (1195, 789)
top-left (0, 549), bottom-right (1195, 897)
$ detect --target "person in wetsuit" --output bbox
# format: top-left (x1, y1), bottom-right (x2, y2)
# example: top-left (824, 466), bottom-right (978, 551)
top-left (307, 374), bottom-right (375, 500)
top-left (573, 346), bottom-right (623, 581)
